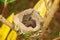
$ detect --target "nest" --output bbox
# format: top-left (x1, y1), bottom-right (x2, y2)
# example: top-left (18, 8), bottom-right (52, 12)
top-left (14, 8), bottom-right (43, 33)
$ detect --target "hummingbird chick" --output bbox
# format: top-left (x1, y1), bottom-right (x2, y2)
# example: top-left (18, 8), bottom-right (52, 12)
top-left (22, 13), bottom-right (36, 28)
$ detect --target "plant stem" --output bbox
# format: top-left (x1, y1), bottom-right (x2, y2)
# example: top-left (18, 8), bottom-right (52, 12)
top-left (42, 0), bottom-right (59, 33)
top-left (1, 0), bottom-right (8, 16)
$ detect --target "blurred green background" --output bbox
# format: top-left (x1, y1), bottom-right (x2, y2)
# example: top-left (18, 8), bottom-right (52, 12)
top-left (0, 0), bottom-right (39, 26)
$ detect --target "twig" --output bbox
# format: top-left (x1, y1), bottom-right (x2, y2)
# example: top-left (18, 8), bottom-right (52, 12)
top-left (0, 15), bottom-right (13, 29)
top-left (53, 37), bottom-right (60, 40)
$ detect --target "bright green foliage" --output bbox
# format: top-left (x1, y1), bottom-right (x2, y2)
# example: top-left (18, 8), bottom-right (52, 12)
top-left (0, 0), bottom-right (15, 3)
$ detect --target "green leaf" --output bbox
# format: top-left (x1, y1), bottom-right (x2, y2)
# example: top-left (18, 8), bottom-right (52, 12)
top-left (8, 0), bottom-right (15, 3)
top-left (0, 0), bottom-right (15, 3)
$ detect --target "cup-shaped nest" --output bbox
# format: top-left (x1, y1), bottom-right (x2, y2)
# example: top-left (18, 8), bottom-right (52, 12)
top-left (14, 8), bottom-right (43, 33)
